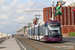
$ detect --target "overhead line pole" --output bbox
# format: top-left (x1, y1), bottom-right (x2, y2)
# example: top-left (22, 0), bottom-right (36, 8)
top-left (23, 10), bottom-right (43, 24)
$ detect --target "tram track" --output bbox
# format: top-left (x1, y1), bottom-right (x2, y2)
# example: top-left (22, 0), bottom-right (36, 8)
top-left (15, 36), bottom-right (55, 50)
top-left (27, 38), bottom-right (75, 50)
top-left (30, 40), bottom-right (75, 50)
top-left (26, 39), bottom-right (55, 50)
top-left (16, 37), bottom-right (40, 50)
top-left (15, 36), bottom-right (75, 50)
top-left (26, 38), bottom-right (75, 50)
top-left (21, 39), bottom-right (40, 50)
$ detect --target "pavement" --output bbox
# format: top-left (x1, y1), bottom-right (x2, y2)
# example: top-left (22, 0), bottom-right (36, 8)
top-left (0, 38), bottom-right (20, 50)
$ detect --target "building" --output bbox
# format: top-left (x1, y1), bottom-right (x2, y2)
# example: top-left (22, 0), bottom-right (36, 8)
top-left (43, 6), bottom-right (75, 34)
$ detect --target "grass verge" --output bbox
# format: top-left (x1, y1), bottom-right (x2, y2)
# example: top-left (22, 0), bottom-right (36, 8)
top-left (67, 32), bottom-right (75, 37)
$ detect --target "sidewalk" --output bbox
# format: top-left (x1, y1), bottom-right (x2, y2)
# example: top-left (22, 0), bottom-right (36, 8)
top-left (0, 38), bottom-right (20, 50)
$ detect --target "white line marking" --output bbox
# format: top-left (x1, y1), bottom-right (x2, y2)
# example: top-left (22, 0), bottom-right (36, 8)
top-left (15, 37), bottom-right (27, 50)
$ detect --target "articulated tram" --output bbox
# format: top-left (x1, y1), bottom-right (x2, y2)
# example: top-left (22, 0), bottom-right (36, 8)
top-left (27, 21), bottom-right (62, 42)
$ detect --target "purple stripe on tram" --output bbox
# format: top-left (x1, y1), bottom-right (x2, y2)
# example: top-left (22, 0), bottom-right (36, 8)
top-left (45, 21), bottom-right (60, 24)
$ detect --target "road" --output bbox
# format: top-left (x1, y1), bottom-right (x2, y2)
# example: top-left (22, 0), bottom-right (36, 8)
top-left (15, 35), bottom-right (75, 50)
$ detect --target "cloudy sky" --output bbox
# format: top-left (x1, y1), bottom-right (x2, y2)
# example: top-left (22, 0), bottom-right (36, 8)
top-left (0, 0), bottom-right (74, 34)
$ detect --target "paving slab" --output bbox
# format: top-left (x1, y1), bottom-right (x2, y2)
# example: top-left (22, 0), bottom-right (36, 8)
top-left (0, 38), bottom-right (20, 50)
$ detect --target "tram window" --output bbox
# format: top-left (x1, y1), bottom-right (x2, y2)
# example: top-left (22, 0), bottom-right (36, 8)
top-left (48, 25), bottom-right (61, 34)
top-left (35, 27), bottom-right (38, 35)
top-left (31, 28), bottom-right (35, 35)
top-left (45, 27), bottom-right (48, 35)
top-left (42, 27), bottom-right (45, 35)
top-left (51, 30), bottom-right (58, 33)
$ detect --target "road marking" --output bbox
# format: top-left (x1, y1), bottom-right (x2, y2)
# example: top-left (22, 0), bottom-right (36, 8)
top-left (15, 37), bottom-right (27, 50)
top-left (51, 43), bottom-right (75, 50)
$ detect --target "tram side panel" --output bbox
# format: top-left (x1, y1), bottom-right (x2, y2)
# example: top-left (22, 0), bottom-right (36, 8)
top-left (31, 28), bottom-right (35, 39)
top-left (35, 26), bottom-right (38, 40)
top-left (28, 28), bottom-right (32, 38)
top-left (39, 24), bottom-right (45, 41)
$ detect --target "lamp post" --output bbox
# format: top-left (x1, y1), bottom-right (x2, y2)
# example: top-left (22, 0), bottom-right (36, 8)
top-left (52, 0), bottom-right (54, 20)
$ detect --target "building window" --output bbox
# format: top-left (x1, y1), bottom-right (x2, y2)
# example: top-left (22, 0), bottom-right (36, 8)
top-left (64, 11), bottom-right (66, 12)
top-left (46, 15), bottom-right (48, 16)
top-left (68, 11), bottom-right (69, 12)
top-left (49, 11), bottom-right (51, 13)
top-left (72, 14), bottom-right (73, 15)
top-left (53, 14), bottom-right (55, 16)
top-left (64, 8), bottom-right (66, 10)
top-left (46, 12), bottom-right (48, 13)
top-left (49, 14), bottom-right (51, 16)
top-left (61, 23), bottom-right (62, 24)
top-left (57, 17), bottom-right (58, 19)
top-left (61, 20), bottom-right (62, 21)
top-left (64, 17), bottom-right (66, 18)
top-left (64, 14), bottom-right (66, 15)
top-left (72, 8), bottom-right (73, 9)
top-left (68, 14), bottom-right (70, 15)
top-left (68, 8), bottom-right (69, 10)
top-left (69, 23), bottom-right (70, 24)
top-left (65, 23), bottom-right (66, 24)
top-left (46, 9), bottom-right (48, 11)
top-left (72, 20), bottom-right (74, 21)
top-left (72, 17), bottom-right (74, 18)
top-left (65, 20), bottom-right (66, 21)
top-left (72, 11), bottom-right (73, 12)
top-left (68, 20), bottom-right (70, 21)
top-left (68, 17), bottom-right (70, 18)
top-left (49, 8), bottom-right (50, 10)
top-left (72, 23), bottom-right (74, 24)
top-left (47, 17), bottom-right (48, 19)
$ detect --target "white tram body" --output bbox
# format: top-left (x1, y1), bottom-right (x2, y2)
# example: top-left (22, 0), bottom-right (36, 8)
top-left (27, 21), bottom-right (62, 42)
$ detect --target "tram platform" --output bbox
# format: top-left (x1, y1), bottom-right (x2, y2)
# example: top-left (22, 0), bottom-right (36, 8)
top-left (0, 38), bottom-right (20, 50)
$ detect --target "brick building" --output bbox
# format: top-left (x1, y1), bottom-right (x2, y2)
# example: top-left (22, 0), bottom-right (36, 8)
top-left (43, 6), bottom-right (75, 34)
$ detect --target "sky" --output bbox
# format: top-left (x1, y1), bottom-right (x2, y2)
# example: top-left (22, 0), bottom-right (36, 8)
top-left (0, 0), bottom-right (75, 34)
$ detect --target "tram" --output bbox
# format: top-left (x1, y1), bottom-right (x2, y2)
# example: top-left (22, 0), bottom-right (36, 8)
top-left (27, 21), bottom-right (62, 42)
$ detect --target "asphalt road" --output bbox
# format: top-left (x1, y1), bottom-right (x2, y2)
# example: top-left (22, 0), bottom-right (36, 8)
top-left (15, 36), bottom-right (75, 50)
top-left (63, 37), bottom-right (75, 43)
